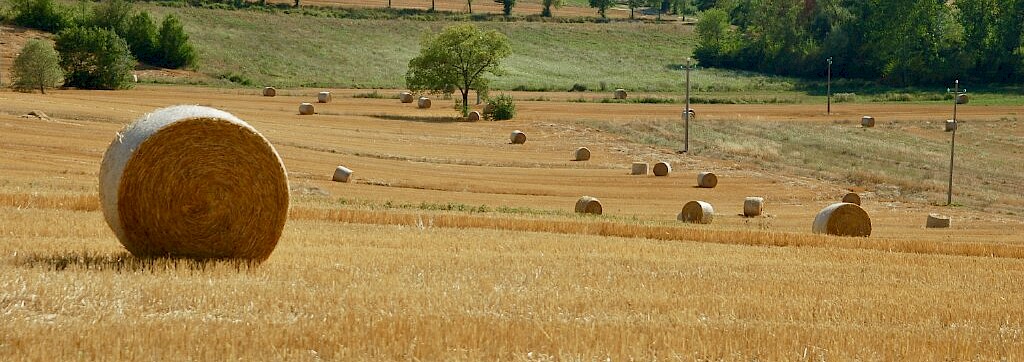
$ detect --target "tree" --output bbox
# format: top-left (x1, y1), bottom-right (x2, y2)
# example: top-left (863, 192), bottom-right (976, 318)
top-left (124, 12), bottom-right (158, 64)
top-left (541, 0), bottom-right (562, 17)
top-left (406, 24), bottom-right (512, 117)
top-left (156, 14), bottom-right (196, 68)
top-left (502, 0), bottom-right (516, 16)
top-left (90, 0), bottom-right (133, 36)
top-left (55, 27), bottom-right (135, 90)
top-left (627, 0), bottom-right (645, 19)
top-left (12, 39), bottom-right (63, 93)
top-left (10, 0), bottom-right (75, 32)
top-left (467, 0), bottom-right (472, 13)
top-left (589, 0), bottom-right (614, 18)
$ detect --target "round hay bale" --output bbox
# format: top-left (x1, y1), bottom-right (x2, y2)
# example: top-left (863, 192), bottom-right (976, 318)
top-left (575, 196), bottom-right (602, 215)
top-left (926, 213), bottom-right (951, 228)
top-left (841, 192), bottom-right (861, 205)
top-left (98, 105), bottom-right (289, 261)
top-left (317, 91), bottom-right (332, 103)
top-left (652, 162), bottom-right (672, 176)
top-left (468, 111), bottom-right (482, 121)
top-left (332, 166), bottom-right (352, 183)
top-left (945, 119), bottom-right (957, 132)
top-left (678, 200), bottom-right (714, 224)
top-left (697, 172), bottom-right (718, 188)
top-left (132, 74), bottom-right (139, 83)
top-left (614, 88), bottom-right (627, 100)
top-left (574, 147), bottom-right (591, 161)
top-left (263, 87), bottom-right (276, 97)
top-left (510, 130), bottom-right (527, 144)
top-left (630, 162), bottom-right (648, 175)
top-left (861, 116), bottom-right (875, 128)
top-left (418, 97), bottom-right (432, 109)
top-left (743, 197), bottom-right (764, 217)
top-left (956, 94), bottom-right (969, 105)
top-left (812, 203), bottom-right (871, 237)
top-left (682, 108), bottom-right (696, 119)
top-left (299, 103), bottom-right (315, 115)
top-left (399, 92), bottom-right (414, 103)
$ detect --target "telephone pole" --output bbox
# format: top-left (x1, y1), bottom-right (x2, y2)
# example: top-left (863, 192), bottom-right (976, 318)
top-left (826, 57), bottom-right (833, 115)
top-left (946, 80), bottom-right (967, 206)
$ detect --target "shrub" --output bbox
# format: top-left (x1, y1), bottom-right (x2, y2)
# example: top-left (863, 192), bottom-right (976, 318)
top-left (11, 39), bottom-right (64, 93)
top-left (484, 94), bottom-right (515, 121)
top-left (123, 12), bottom-right (158, 64)
top-left (90, 0), bottom-right (133, 35)
top-left (10, 0), bottom-right (77, 32)
top-left (156, 14), bottom-right (197, 68)
top-left (55, 27), bottom-right (135, 90)
top-left (569, 83), bottom-right (588, 92)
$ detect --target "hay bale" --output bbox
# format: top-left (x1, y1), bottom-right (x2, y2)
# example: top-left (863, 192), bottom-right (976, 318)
top-left (841, 192), bottom-right (861, 205)
top-left (132, 74), bottom-right (139, 83)
top-left (98, 105), bottom-right (289, 261)
top-left (468, 111), bottom-right (482, 121)
top-left (575, 196), bottom-right (602, 215)
top-left (861, 116), bottom-right (875, 128)
top-left (652, 162), bottom-right (672, 176)
top-left (630, 162), bottom-right (648, 175)
top-left (743, 197), bottom-right (764, 217)
top-left (926, 213), bottom-right (951, 228)
top-left (263, 87), bottom-right (276, 97)
top-left (418, 97), bottom-right (432, 109)
top-left (697, 172), bottom-right (718, 188)
top-left (399, 92), bottom-right (414, 103)
top-left (945, 119), bottom-right (957, 132)
top-left (614, 88), bottom-right (627, 99)
top-left (510, 130), bottom-right (527, 144)
top-left (299, 103), bottom-right (315, 115)
top-left (332, 166), bottom-right (352, 183)
top-left (574, 147), bottom-right (591, 161)
top-left (956, 94), bottom-right (969, 105)
top-left (812, 202), bottom-right (871, 237)
top-left (682, 108), bottom-right (696, 119)
top-left (678, 200), bottom-right (714, 224)
top-left (317, 91), bottom-right (332, 103)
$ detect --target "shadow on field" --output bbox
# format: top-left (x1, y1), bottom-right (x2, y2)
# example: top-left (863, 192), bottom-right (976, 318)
top-left (369, 114), bottom-right (468, 123)
top-left (12, 251), bottom-right (259, 272)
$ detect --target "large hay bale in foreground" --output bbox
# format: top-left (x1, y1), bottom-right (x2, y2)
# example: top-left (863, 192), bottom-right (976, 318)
top-left (318, 91), bottom-right (332, 103)
top-left (332, 166), bottom-right (353, 183)
top-left (678, 200), bottom-right (714, 224)
top-left (468, 111), bottom-right (482, 121)
top-left (861, 116), bottom-right (875, 128)
top-left (812, 203), bottom-right (871, 237)
top-left (299, 103), bottom-right (315, 115)
top-left (956, 94), bottom-right (969, 105)
top-left (98, 105), bottom-right (289, 261)
top-left (697, 172), bottom-right (718, 188)
top-left (510, 130), bottom-right (527, 144)
top-left (263, 87), bottom-right (276, 97)
top-left (926, 213), bottom-right (951, 228)
top-left (399, 92), bottom-right (414, 103)
top-left (418, 97), bottom-right (432, 109)
top-left (945, 119), bottom-right (957, 132)
top-left (652, 162), bottom-right (672, 176)
top-left (575, 196), bottom-right (602, 215)
top-left (574, 147), bottom-right (591, 161)
top-left (743, 197), bottom-right (764, 217)
top-left (614, 88), bottom-right (627, 99)
top-left (631, 162), bottom-right (648, 175)
top-left (841, 192), bottom-right (861, 205)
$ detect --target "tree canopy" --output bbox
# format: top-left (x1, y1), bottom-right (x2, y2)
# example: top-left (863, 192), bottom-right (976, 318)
top-left (12, 39), bottom-right (64, 94)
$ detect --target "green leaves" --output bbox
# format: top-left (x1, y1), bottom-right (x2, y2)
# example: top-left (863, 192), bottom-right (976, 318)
top-left (12, 39), bottom-right (64, 93)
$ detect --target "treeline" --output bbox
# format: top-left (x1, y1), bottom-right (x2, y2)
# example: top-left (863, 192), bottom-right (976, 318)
top-left (693, 0), bottom-right (1024, 86)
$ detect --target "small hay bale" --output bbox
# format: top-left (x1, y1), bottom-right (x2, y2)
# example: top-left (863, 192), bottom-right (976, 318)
top-left (399, 92), bottom-right (414, 103)
top-left (841, 192), bottom-right (861, 205)
top-left (468, 111), bottom-right (482, 121)
top-left (812, 202), bottom-right (871, 237)
top-left (682, 108), bottom-right (696, 119)
top-left (743, 197), bottom-right (764, 217)
top-left (652, 162), bottom-right (672, 177)
top-left (575, 196), bottom-right (602, 215)
top-left (630, 162), bottom-right (648, 175)
top-left (332, 166), bottom-right (352, 183)
top-left (861, 116), bottom-right (875, 128)
top-left (697, 172), bottom-right (718, 188)
top-left (132, 74), bottom-right (139, 83)
top-left (263, 87), bottom-right (276, 97)
top-left (614, 88), bottom-right (627, 99)
top-left (678, 200), bottom-right (714, 224)
top-left (317, 91), bottom-right (332, 103)
top-left (418, 97), bottom-right (432, 109)
top-left (945, 119), bottom-right (957, 132)
top-left (98, 105), bottom-right (289, 261)
top-left (956, 94), bottom-right (969, 105)
top-left (299, 103), bottom-right (315, 115)
top-left (574, 147), bottom-right (591, 161)
top-left (926, 213), bottom-right (951, 228)
top-left (510, 130), bottom-right (527, 144)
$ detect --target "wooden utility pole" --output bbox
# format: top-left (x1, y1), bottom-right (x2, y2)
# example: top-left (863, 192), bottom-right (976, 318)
top-left (946, 80), bottom-right (967, 206)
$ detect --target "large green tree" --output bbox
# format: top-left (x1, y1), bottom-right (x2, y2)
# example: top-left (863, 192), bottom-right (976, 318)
top-left (502, 0), bottom-right (516, 16)
top-left (12, 39), bottom-right (64, 94)
top-left (541, 0), bottom-right (563, 17)
top-left (589, 0), bottom-right (614, 18)
top-left (55, 26), bottom-right (135, 90)
top-left (155, 14), bottom-right (196, 68)
top-left (406, 24), bottom-right (512, 117)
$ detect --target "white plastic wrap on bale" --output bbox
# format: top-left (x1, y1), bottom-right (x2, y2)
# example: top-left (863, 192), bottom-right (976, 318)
top-left (299, 103), bottom-right (315, 115)
top-left (812, 202), bottom-right (872, 237)
top-left (418, 97), bottom-right (432, 109)
top-left (678, 200), bottom-right (714, 224)
top-left (468, 111), bottom-right (482, 121)
top-left (697, 172), bottom-right (718, 188)
top-left (945, 120), bottom-right (957, 132)
top-left (861, 116), bottom-right (875, 128)
top-left (333, 166), bottom-right (353, 183)
top-left (510, 130), bottom-right (527, 144)
top-left (614, 89), bottom-right (627, 99)
top-left (318, 91), bottom-right (332, 103)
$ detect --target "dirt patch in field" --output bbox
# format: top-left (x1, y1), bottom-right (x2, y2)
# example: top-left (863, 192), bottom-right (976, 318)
top-left (0, 25), bottom-right (53, 87)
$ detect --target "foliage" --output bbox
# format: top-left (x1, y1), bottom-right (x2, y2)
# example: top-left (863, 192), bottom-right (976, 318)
top-left (483, 94), bottom-right (515, 120)
top-left (90, 0), bottom-right (133, 35)
top-left (124, 12), bottom-right (158, 64)
top-left (55, 26), bottom-right (135, 90)
top-left (155, 14), bottom-right (197, 68)
top-left (541, 0), bottom-right (563, 17)
top-left (406, 24), bottom-right (512, 116)
top-left (626, 0), bottom-right (645, 19)
top-left (588, 0), bottom-right (613, 18)
top-left (11, 39), bottom-right (64, 93)
top-left (9, 0), bottom-right (78, 32)
top-left (502, 0), bottom-right (516, 16)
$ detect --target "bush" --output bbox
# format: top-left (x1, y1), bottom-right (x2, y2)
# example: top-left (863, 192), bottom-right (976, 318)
top-left (484, 94), bottom-right (515, 121)
top-left (155, 14), bottom-right (197, 68)
top-left (10, 0), bottom-right (78, 32)
top-left (55, 27), bottom-right (135, 90)
top-left (123, 12), bottom-right (158, 64)
top-left (12, 39), bottom-right (64, 93)
top-left (832, 92), bottom-right (856, 103)
top-left (569, 83), bottom-right (588, 92)
top-left (90, 0), bottom-right (133, 35)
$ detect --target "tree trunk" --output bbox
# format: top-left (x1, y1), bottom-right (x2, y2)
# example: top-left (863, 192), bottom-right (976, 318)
top-left (431, 0), bottom-right (435, 11)
top-left (461, 89), bottom-right (469, 117)
top-left (468, 0), bottom-right (472, 13)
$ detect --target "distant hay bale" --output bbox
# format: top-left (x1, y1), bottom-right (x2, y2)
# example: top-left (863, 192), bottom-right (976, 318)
top-left (697, 172), bottom-right (718, 188)
top-left (510, 130), bottom-right (526, 144)
top-left (575, 196), bottom-right (602, 215)
top-left (317, 91), bottom-right (332, 103)
top-left (861, 116), bottom-right (875, 128)
top-left (263, 87), bottom-right (276, 97)
top-left (682, 108), bottom-right (696, 119)
top-left (614, 88), bottom-right (627, 99)
top-left (652, 162), bottom-right (671, 176)
top-left (841, 192), bottom-right (861, 205)
top-left (399, 92), bottom-right (414, 103)
top-left (418, 97), bottom-right (432, 109)
top-left (25, 110), bottom-right (49, 119)
top-left (132, 74), bottom-right (139, 83)
top-left (743, 197), bottom-right (764, 217)
top-left (812, 202), bottom-right (871, 237)
top-left (945, 119), bottom-right (957, 132)
top-left (468, 111), bottom-right (482, 121)
top-left (956, 94), bottom-right (969, 105)
top-left (926, 213), bottom-right (951, 228)
top-left (574, 147), bottom-right (591, 161)
top-left (299, 103), bottom-right (315, 115)
top-left (678, 200), bottom-right (714, 224)
top-left (98, 105), bottom-right (289, 261)
top-left (630, 162), bottom-right (648, 175)
top-left (332, 166), bottom-right (352, 183)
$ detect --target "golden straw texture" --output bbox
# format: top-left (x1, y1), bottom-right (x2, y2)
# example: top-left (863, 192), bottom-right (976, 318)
top-left (263, 87), bottom-right (276, 97)
top-left (679, 200), bottom-right (714, 224)
top-left (653, 162), bottom-right (671, 176)
top-left (743, 197), bottom-right (764, 217)
top-left (697, 172), bottom-right (718, 188)
top-left (574, 147), bottom-right (591, 161)
top-left (468, 111), bottom-right (482, 121)
top-left (510, 130), bottom-right (527, 144)
top-left (926, 213), bottom-right (951, 228)
top-left (333, 166), bottom-right (353, 183)
top-left (317, 91), bottom-right (332, 103)
top-left (418, 97), bottom-right (432, 109)
top-left (812, 203), bottom-right (871, 237)
top-left (399, 92), bottom-right (414, 103)
top-left (614, 89), bottom-right (627, 99)
top-left (575, 196), bottom-right (603, 215)
top-left (861, 116), bottom-right (875, 128)
top-left (299, 103), bottom-right (315, 115)
top-left (842, 192), bottom-right (861, 205)
top-left (631, 162), bottom-right (648, 175)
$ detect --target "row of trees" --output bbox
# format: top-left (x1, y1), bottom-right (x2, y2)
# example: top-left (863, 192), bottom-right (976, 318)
top-left (694, 0), bottom-right (1024, 86)
top-left (413, 0), bottom-right (698, 19)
